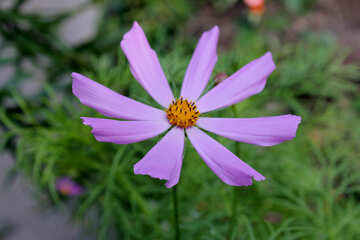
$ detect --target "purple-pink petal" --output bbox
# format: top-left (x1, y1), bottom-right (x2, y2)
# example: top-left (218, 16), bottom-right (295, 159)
top-left (81, 117), bottom-right (170, 144)
top-left (121, 22), bottom-right (174, 108)
top-left (72, 73), bottom-right (165, 121)
top-left (134, 127), bottom-right (184, 188)
top-left (196, 52), bottom-right (276, 113)
top-left (180, 26), bottom-right (219, 101)
top-left (197, 114), bottom-right (301, 147)
top-left (186, 127), bottom-right (265, 186)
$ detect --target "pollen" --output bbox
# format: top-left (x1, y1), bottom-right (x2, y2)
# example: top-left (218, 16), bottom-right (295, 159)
top-left (166, 97), bottom-right (200, 128)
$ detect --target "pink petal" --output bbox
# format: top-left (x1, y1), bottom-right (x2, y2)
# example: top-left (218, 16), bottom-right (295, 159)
top-left (180, 26), bottom-right (219, 101)
top-left (197, 115), bottom-right (301, 146)
top-left (121, 22), bottom-right (174, 108)
top-left (72, 73), bottom-right (165, 121)
top-left (81, 117), bottom-right (170, 144)
top-left (196, 52), bottom-right (276, 113)
top-left (186, 127), bottom-right (265, 186)
top-left (134, 127), bottom-right (184, 188)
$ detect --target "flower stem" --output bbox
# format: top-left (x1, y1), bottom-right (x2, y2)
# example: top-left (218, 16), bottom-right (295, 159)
top-left (228, 187), bottom-right (239, 239)
top-left (227, 105), bottom-right (241, 239)
top-left (172, 185), bottom-right (180, 240)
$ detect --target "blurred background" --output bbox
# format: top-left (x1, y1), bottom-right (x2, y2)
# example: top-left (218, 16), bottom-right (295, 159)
top-left (0, 0), bottom-right (360, 239)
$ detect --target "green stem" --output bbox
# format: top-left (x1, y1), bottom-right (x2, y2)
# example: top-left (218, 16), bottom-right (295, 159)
top-left (231, 104), bottom-right (241, 157)
top-left (228, 187), bottom-right (240, 239)
top-left (172, 185), bottom-right (180, 240)
top-left (227, 105), bottom-right (241, 239)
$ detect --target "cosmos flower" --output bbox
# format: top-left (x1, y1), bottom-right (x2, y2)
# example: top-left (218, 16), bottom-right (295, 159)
top-left (244, 0), bottom-right (265, 15)
top-left (72, 22), bottom-right (301, 188)
top-left (56, 177), bottom-right (84, 196)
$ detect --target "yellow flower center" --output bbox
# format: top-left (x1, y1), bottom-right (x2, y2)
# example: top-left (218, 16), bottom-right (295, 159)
top-left (166, 97), bottom-right (200, 128)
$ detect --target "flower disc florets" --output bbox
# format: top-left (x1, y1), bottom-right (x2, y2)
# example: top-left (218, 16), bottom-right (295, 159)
top-left (166, 97), bottom-right (200, 128)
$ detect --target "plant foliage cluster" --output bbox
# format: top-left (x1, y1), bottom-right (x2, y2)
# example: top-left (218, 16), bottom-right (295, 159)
top-left (1, 0), bottom-right (360, 239)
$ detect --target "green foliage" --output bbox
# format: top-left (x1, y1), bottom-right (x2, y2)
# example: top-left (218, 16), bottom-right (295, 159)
top-left (1, 1), bottom-right (360, 239)
top-left (2, 26), bottom-right (360, 238)
top-left (282, 0), bottom-right (317, 14)
top-left (0, 0), bottom-right (198, 104)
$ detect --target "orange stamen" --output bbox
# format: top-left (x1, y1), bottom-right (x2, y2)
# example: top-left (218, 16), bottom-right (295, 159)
top-left (165, 98), bottom-right (200, 128)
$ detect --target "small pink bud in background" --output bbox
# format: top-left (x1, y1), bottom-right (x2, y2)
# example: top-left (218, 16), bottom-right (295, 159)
top-left (214, 72), bottom-right (228, 86)
top-left (56, 177), bottom-right (84, 196)
top-left (264, 211), bottom-right (283, 224)
top-left (244, 0), bottom-right (265, 16)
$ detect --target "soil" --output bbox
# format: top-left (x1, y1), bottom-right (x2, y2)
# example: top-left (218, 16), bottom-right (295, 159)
top-left (0, 152), bottom-right (90, 240)
top-left (186, 0), bottom-right (360, 62)
top-left (184, 3), bottom-right (245, 50)
top-left (287, 0), bottom-right (360, 62)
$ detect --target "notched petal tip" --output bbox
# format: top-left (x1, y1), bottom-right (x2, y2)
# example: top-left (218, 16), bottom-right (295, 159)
top-left (121, 21), bottom-right (144, 46)
top-left (209, 25), bottom-right (219, 34)
top-left (280, 114), bottom-right (302, 139)
top-left (71, 72), bottom-right (88, 90)
top-left (264, 51), bottom-right (272, 57)
top-left (290, 114), bottom-right (302, 137)
top-left (201, 25), bottom-right (219, 36)
top-left (80, 117), bottom-right (91, 126)
top-left (135, 166), bottom-right (179, 188)
top-left (133, 165), bottom-right (167, 180)
top-left (134, 165), bottom-right (175, 188)
top-left (133, 21), bottom-right (140, 27)
top-left (236, 174), bottom-right (265, 187)
top-left (134, 165), bottom-right (176, 188)
top-left (71, 72), bottom-right (94, 100)
top-left (288, 113), bottom-right (302, 123)
top-left (165, 181), bottom-right (176, 188)
top-left (248, 170), bottom-right (266, 184)
top-left (264, 51), bottom-right (276, 70)
top-left (254, 174), bottom-right (266, 182)
top-left (203, 25), bottom-right (219, 42)
top-left (133, 128), bottom-right (184, 188)
top-left (79, 117), bottom-right (98, 137)
top-left (71, 72), bottom-right (81, 78)
top-left (293, 115), bottom-right (302, 124)
top-left (71, 73), bottom-right (84, 99)
top-left (120, 22), bottom-right (139, 46)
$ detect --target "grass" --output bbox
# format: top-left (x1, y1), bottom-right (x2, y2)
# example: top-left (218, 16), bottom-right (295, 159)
top-left (1, 1), bottom-right (360, 239)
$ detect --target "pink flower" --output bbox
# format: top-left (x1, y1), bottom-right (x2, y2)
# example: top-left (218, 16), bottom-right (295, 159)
top-left (72, 22), bottom-right (301, 188)
top-left (56, 177), bottom-right (84, 196)
top-left (244, 0), bottom-right (265, 15)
